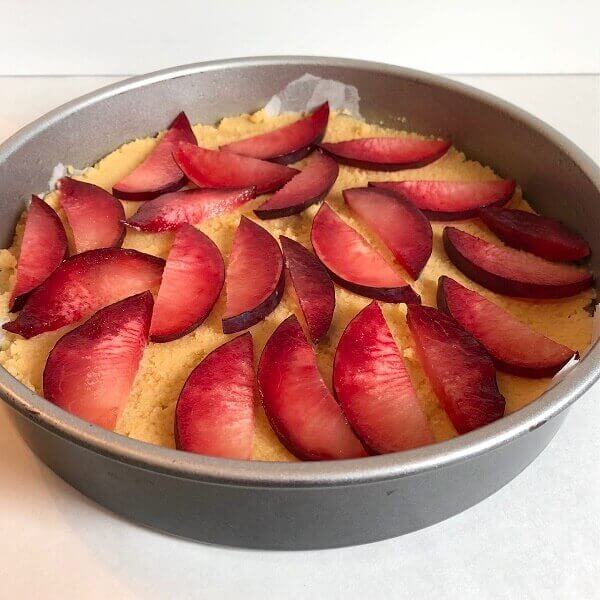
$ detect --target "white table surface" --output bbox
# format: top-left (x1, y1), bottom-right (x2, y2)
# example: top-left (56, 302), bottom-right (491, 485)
top-left (0, 74), bottom-right (598, 600)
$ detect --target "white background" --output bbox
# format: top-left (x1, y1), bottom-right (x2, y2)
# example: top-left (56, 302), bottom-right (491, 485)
top-left (0, 2), bottom-right (599, 598)
top-left (1, 0), bottom-right (599, 75)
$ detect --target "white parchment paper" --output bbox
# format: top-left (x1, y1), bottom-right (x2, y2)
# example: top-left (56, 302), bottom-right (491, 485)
top-left (46, 163), bottom-right (86, 192)
top-left (264, 73), bottom-right (361, 118)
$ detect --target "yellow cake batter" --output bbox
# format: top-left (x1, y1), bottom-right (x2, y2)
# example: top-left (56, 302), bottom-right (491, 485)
top-left (0, 110), bottom-right (593, 461)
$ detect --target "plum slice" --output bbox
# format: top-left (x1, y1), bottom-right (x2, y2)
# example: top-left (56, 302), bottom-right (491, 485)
top-left (173, 143), bottom-right (298, 194)
top-left (3, 248), bottom-right (164, 339)
top-left (443, 226), bottom-right (593, 298)
top-left (126, 187), bottom-right (255, 232)
top-left (9, 196), bottom-right (68, 312)
top-left (478, 206), bottom-right (591, 261)
top-left (333, 301), bottom-right (434, 453)
top-left (438, 276), bottom-right (576, 378)
top-left (320, 136), bottom-right (450, 171)
top-left (222, 217), bottom-right (284, 333)
top-left (254, 150), bottom-right (338, 219)
top-left (112, 112), bottom-right (196, 200)
top-left (344, 186), bottom-right (432, 279)
top-left (175, 332), bottom-right (256, 459)
top-left (280, 236), bottom-right (334, 343)
top-left (406, 304), bottom-right (505, 434)
top-left (310, 203), bottom-right (420, 303)
top-left (43, 291), bottom-right (153, 430)
top-left (150, 225), bottom-right (224, 342)
top-left (57, 177), bottom-right (125, 253)
top-left (221, 102), bottom-right (329, 164)
top-left (258, 315), bottom-right (366, 460)
top-left (370, 180), bottom-right (515, 220)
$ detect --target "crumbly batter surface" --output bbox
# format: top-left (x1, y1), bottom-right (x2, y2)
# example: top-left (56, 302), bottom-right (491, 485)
top-left (0, 110), bottom-right (593, 461)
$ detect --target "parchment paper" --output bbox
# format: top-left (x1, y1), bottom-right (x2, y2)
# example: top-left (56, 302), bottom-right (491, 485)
top-left (264, 73), bottom-right (361, 118)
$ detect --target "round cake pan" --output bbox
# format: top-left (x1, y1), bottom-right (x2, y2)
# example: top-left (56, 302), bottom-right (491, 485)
top-left (0, 57), bottom-right (598, 550)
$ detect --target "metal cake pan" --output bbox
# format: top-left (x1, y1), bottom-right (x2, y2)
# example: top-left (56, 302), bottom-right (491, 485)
top-left (0, 57), bottom-right (598, 550)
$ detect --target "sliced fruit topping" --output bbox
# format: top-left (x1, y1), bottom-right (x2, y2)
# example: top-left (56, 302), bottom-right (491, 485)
top-left (150, 225), bottom-right (224, 342)
top-left (311, 203), bottom-right (420, 303)
top-left (112, 112), bottom-right (196, 200)
top-left (370, 180), bottom-right (515, 220)
top-left (57, 177), bottom-right (125, 253)
top-left (280, 236), bottom-right (335, 343)
top-left (438, 276), bottom-right (576, 378)
top-left (221, 102), bottom-right (329, 164)
top-left (175, 333), bottom-right (256, 459)
top-left (9, 196), bottom-right (67, 312)
top-left (333, 302), bottom-right (433, 453)
top-left (3, 248), bottom-right (164, 338)
top-left (222, 217), bottom-right (284, 333)
top-left (406, 304), bottom-right (505, 434)
top-left (478, 206), bottom-right (591, 261)
top-left (320, 136), bottom-right (450, 171)
top-left (126, 187), bottom-right (255, 232)
top-left (254, 150), bottom-right (338, 219)
top-left (173, 143), bottom-right (298, 194)
top-left (258, 315), bottom-right (366, 460)
top-left (344, 187), bottom-right (432, 279)
top-left (43, 292), bottom-right (153, 430)
top-left (443, 226), bottom-right (593, 298)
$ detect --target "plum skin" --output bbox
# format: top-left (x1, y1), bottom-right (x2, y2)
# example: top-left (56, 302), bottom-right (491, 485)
top-left (222, 271), bottom-right (286, 334)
